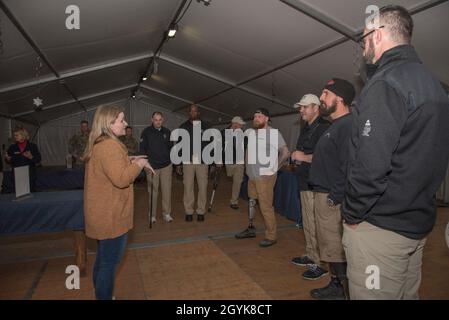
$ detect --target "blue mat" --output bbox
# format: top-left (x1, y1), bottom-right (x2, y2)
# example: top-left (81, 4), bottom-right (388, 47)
top-left (0, 190), bottom-right (85, 236)
top-left (1, 168), bottom-right (84, 193)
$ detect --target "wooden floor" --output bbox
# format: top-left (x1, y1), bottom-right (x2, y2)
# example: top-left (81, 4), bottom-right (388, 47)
top-left (1, 176), bottom-right (448, 300)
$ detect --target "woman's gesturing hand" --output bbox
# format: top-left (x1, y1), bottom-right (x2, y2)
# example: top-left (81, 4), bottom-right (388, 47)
top-left (143, 163), bottom-right (155, 175)
top-left (134, 158), bottom-right (156, 175)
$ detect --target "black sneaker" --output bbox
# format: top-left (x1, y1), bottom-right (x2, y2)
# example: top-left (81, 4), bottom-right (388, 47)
top-left (302, 264), bottom-right (329, 281)
top-left (291, 255), bottom-right (315, 267)
top-left (197, 214), bottom-right (205, 222)
top-left (310, 277), bottom-right (346, 300)
top-left (235, 226), bottom-right (256, 239)
top-left (259, 239), bottom-right (277, 247)
top-left (185, 214), bottom-right (193, 222)
top-left (230, 204), bottom-right (239, 210)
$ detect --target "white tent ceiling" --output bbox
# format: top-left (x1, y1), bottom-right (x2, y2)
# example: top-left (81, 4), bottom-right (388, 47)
top-left (1, 0), bottom-right (448, 127)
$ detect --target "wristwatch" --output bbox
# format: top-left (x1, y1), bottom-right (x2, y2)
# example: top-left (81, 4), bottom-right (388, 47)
top-left (327, 197), bottom-right (336, 207)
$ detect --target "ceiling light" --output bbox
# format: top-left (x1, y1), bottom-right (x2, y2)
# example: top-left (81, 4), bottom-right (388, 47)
top-left (167, 23), bottom-right (178, 38)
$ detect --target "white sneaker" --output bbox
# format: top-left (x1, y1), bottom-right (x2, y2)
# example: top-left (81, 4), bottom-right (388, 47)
top-left (163, 214), bottom-right (174, 222)
top-left (150, 216), bottom-right (156, 223)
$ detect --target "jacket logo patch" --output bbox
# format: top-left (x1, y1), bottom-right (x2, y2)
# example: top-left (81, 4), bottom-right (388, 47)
top-left (362, 120), bottom-right (371, 137)
top-left (324, 132), bottom-right (330, 138)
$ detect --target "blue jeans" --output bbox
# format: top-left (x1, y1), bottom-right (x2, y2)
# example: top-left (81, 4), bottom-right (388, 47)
top-left (93, 232), bottom-right (128, 300)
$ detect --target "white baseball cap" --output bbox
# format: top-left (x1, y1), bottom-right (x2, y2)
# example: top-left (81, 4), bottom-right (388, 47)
top-left (294, 94), bottom-right (321, 108)
top-left (231, 116), bottom-right (245, 125)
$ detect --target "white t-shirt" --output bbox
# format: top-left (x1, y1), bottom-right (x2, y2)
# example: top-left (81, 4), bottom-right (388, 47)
top-left (245, 126), bottom-right (286, 180)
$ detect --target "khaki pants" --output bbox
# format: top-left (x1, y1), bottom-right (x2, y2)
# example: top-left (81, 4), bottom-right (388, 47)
top-left (146, 164), bottom-right (172, 218)
top-left (226, 164), bottom-right (245, 205)
top-left (248, 174), bottom-right (277, 241)
top-left (314, 192), bottom-right (346, 263)
top-left (300, 191), bottom-right (322, 267)
top-left (183, 164), bottom-right (209, 215)
top-left (342, 222), bottom-right (426, 300)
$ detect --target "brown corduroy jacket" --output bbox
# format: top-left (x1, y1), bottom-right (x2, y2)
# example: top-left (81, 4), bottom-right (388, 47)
top-left (84, 138), bottom-right (142, 240)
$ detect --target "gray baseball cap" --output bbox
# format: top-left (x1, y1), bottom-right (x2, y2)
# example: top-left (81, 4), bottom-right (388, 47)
top-left (293, 94), bottom-right (321, 108)
top-left (231, 116), bottom-right (245, 125)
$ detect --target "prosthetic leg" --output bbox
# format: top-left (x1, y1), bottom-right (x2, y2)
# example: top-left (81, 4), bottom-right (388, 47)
top-left (235, 198), bottom-right (257, 239)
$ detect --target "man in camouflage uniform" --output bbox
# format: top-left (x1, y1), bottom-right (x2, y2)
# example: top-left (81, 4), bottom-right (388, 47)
top-left (68, 120), bottom-right (89, 166)
top-left (119, 126), bottom-right (139, 155)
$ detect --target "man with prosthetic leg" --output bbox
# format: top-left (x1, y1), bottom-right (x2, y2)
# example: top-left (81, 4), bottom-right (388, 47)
top-left (234, 108), bottom-right (289, 247)
top-left (235, 198), bottom-right (258, 239)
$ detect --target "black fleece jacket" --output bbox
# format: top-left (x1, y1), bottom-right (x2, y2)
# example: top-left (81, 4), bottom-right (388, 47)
top-left (140, 125), bottom-right (172, 169)
top-left (342, 45), bottom-right (449, 240)
top-left (309, 113), bottom-right (353, 204)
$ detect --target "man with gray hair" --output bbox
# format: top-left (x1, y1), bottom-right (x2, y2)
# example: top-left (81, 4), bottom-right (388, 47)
top-left (342, 5), bottom-right (449, 299)
top-left (223, 116), bottom-right (246, 210)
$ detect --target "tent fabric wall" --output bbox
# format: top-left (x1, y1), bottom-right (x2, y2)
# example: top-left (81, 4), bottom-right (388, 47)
top-left (37, 99), bottom-right (188, 166)
top-left (36, 99), bottom-right (129, 166)
top-left (34, 97), bottom-right (298, 166)
top-left (129, 98), bottom-right (188, 143)
top-left (0, 118), bottom-right (11, 175)
top-left (270, 114), bottom-right (301, 152)
top-left (0, 117), bottom-right (11, 150)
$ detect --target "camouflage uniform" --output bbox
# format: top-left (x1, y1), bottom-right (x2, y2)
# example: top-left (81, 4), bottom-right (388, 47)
top-left (119, 136), bottom-right (139, 155)
top-left (68, 133), bottom-right (89, 165)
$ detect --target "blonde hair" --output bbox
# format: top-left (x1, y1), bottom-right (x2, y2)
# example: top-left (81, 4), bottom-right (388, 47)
top-left (14, 128), bottom-right (30, 140)
top-left (83, 105), bottom-right (126, 162)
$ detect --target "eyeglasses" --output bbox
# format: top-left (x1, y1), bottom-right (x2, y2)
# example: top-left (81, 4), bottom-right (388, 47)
top-left (357, 26), bottom-right (384, 49)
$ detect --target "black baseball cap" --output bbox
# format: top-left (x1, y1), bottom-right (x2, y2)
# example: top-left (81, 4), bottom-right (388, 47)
top-left (254, 108), bottom-right (270, 118)
top-left (323, 78), bottom-right (356, 106)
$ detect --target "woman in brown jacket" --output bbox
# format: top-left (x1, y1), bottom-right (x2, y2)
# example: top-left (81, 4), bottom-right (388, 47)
top-left (83, 105), bottom-right (154, 300)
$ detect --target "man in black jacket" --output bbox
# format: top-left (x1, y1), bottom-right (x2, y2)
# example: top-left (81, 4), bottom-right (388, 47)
top-left (342, 5), bottom-right (449, 300)
top-left (308, 79), bottom-right (355, 300)
top-left (176, 105), bottom-right (211, 222)
top-left (290, 94), bottom-right (331, 281)
top-left (140, 112), bottom-right (174, 224)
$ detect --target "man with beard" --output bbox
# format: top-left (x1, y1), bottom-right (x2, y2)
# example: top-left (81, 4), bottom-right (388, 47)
top-left (342, 5), bottom-right (449, 299)
top-left (235, 108), bottom-right (290, 247)
top-left (308, 78), bottom-right (355, 300)
top-left (176, 104), bottom-right (211, 222)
